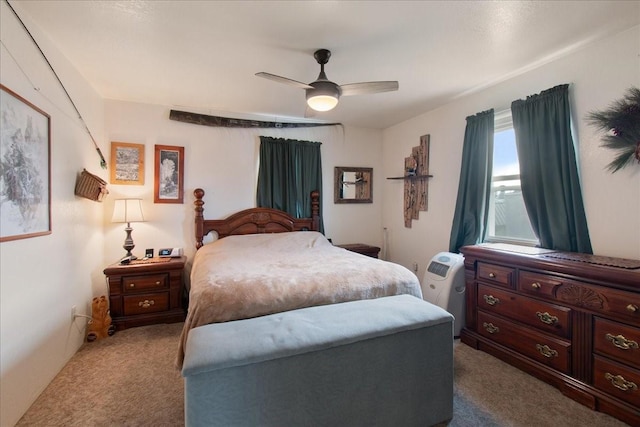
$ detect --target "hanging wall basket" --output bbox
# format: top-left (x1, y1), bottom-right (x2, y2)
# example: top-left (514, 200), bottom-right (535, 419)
top-left (75, 168), bottom-right (109, 202)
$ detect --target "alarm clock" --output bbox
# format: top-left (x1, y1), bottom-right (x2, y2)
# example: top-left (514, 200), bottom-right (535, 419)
top-left (158, 247), bottom-right (183, 257)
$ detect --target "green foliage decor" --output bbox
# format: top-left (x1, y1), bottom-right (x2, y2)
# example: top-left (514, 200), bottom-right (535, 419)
top-left (586, 87), bottom-right (640, 173)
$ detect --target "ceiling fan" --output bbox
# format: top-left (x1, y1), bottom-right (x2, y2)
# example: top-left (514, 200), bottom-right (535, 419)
top-left (256, 49), bottom-right (399, 112)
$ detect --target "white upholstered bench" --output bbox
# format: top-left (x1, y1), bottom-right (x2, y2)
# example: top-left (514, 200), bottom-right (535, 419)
top-left (182, 294), bottom-right (454, 427)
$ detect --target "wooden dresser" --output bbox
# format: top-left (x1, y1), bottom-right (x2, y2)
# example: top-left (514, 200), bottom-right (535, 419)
top-left (104, 256), bottom-right (186, 330)
top-left (460, 244), bottom-right (640, 425)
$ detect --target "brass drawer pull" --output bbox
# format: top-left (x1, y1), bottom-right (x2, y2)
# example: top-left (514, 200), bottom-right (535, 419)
top-left (627, 304), bottom-right (638, 313)
top-left (483, 322), bottom-right (499, 334)
top-left (606, 333), bottom-right (639, 350)
top-left (604, 373), bottom-right (638, 392)
top-left (536, 344), bottom-right (558, 358)
top-left (483, 295), bottom-right (500, 306)
top-left (531, 282), bottom-right (541, 290)
top-left (488, 272), bottom-right (496, 278)
top-left (138, 299), bottom-right (155, 308)
top-left (155, 281), bottom-right (161, 285)
top-left (536, 311), bottom-right (559, 325)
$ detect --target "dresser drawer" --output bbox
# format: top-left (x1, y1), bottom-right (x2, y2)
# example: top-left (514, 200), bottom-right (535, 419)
top-left (594, 317), bottom-right (640, 367)
top-left (477, 262), bottom-right (514, 289)
top-left (478, 311), bottom-right (571, 374)
top-left (122, 273), bottom-right (167, 293)
top-left (521, 272), bottom-right (640, 323)
top-left (594, 355), bottom-right (640, 408)
top-left (478, 284), bottom-right (571, 338)
top-left (519, 270), bottom-right (564, 298)
top-left (595, 287), bottom-right (640, 323)
top-left (123, 292), bottom-right (169, 315)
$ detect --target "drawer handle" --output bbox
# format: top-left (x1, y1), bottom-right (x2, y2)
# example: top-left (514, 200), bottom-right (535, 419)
top-left (535, 344), bottom-right (558, 358)
top-left (604, 373), bottom-right (638, 392)
top-left (606, 333), bottom-right (639, 351)
top-left (155, 281), bottom-right (161, 285)
top-left (483, 322), bottom-right (500, 334)
top-left (129, 283), bottom-right (135, 288)
top-left (627, 304), bottom-right (638, 313)
top-left (488, 272), bottom-right (496, 278)
top-left (483, 295), bottom-right (500, 306)
top-left (536, 311), bottom-right (559, 325)
top-left (138, 299), bottom-right (155, 308)
top-left (531, 282), bottom-right (541, 290)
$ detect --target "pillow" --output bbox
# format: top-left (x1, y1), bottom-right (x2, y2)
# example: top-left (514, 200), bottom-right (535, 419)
top-left (204, 231), bottom-right (331, 253)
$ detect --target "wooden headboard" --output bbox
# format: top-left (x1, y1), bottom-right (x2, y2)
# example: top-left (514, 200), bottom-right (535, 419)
top-left (193, 188), bottom-right (321, 249)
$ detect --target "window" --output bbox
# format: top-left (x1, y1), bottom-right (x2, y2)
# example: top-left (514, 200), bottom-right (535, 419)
top-left (485, 111), bottom-right (539, 245)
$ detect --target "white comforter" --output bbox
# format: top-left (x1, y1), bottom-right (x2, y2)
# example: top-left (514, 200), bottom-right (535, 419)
top-left (177, 231), bottom-right (422, 366)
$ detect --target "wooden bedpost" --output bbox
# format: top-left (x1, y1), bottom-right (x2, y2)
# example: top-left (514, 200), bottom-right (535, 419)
top-left (311, 190), bottom-right (320, 232)
top-left (194, 188), bottom-right (205, 249)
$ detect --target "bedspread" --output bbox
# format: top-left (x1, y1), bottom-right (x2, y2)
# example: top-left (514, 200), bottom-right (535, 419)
top-left (177, 231), bottom-right (422, 367)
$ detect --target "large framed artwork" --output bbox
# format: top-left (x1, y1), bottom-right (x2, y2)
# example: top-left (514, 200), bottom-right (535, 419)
top-left (154, 144), bottom-right (184, 204)
top-left (110, 141), bottom-right (145, 185)
top-left (0, 85), bottom-right (52, 242)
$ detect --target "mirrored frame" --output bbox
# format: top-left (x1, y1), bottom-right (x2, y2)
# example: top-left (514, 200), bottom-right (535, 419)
top-left (334, 166), bottom-right (373, 204)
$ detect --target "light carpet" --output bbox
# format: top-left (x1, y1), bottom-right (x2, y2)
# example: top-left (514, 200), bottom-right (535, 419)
top-left (16, 322), bottom-right (628, 426)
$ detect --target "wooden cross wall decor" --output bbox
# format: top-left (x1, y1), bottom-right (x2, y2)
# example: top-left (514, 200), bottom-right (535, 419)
top-left (399, 135), bottom-right (431, 228)
top-left (387, 135), bottom-right (432, 227)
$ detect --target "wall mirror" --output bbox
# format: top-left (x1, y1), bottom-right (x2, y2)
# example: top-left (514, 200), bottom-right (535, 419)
top-left (334, 166), bottom-right (373, 204)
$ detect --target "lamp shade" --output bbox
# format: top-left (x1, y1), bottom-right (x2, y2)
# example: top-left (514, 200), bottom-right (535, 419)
top-left (112, 199), bottom-right (145, 223)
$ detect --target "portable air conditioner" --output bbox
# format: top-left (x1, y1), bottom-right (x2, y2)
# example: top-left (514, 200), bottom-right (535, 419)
top-left (421, 252), bottom-right (466, 337)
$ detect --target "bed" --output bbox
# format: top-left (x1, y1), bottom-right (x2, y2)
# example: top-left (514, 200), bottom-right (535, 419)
top-left (177, 188), bottom-right (423, 367)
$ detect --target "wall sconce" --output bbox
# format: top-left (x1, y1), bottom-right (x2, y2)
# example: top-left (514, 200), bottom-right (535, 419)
top-left (112, 199), bottom-right (145, 260)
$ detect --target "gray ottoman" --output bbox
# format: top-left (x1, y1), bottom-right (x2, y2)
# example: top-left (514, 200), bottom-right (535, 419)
top-left (182, 294), bottom-right (454, 427)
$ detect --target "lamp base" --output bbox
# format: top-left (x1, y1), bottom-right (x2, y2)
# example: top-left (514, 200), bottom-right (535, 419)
top-left (122, 223), bottom-right (137, 260)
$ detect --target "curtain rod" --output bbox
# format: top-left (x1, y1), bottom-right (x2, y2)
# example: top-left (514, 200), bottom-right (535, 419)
top-left (4, 0), bottom-right (107, 169)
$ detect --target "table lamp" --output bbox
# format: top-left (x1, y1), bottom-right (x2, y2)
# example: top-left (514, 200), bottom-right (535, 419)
top-left (112, 198), bottom-right (145, 260)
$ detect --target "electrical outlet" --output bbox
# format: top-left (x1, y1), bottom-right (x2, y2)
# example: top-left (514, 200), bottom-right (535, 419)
top-left (71, 305), bottom-right (76, 321)
top-left (412, 262), bottom-right (418, 273)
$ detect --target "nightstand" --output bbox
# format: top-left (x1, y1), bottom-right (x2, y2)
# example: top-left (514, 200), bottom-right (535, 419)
top-left (336, 243), bottom-right (381, 258)
top-left (103, 256), bottom-right (186, 330)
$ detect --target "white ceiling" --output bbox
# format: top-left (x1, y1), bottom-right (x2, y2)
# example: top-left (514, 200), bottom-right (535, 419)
top-left (11, 1), bottom-right (640, 129)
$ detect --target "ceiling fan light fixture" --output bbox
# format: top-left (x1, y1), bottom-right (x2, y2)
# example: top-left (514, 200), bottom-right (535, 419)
top-left (307, 94), bottom-right (339, 112)
top-left (306, 81), bottom-right (341, 112)
top-left (256, 48), bottom-right (398, 113)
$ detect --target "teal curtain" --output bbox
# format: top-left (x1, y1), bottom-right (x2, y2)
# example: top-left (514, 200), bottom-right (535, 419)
top-left (257, 137), bottom-right (323, 231)
top-left (511, 84), bottom-right (592, 253)
top-left (448, 110), bottom-right (494, 253)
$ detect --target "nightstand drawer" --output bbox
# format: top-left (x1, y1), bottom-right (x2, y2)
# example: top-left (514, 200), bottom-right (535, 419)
top-left (123, 293), bottom-right (169, 315)
top-left (477, 262), bottom-right (514, 288)
top-left (122, 273), bottom-right (167, 293)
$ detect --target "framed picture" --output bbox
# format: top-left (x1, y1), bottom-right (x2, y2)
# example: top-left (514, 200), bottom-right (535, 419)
top-left (110, 141), bottom-right (145, 185)
top-left (0, 85), bottom-right (52, 242)
top-left (154, 144), bottom-right (184, 204)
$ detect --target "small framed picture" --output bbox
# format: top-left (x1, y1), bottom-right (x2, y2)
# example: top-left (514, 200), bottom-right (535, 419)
top-left (154, 144), bottom-right (184, 204)
top-left (0, 85), bottom-right (52, 242)
top-left (110, 141), bottom-right (145, 185)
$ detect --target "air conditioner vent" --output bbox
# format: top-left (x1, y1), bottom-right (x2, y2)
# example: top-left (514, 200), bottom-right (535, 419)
top-left (427, 261), bottom-right (450, 278)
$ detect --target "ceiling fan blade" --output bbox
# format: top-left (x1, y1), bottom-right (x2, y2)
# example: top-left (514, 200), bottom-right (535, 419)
top-left (340, 81), bottom-right (399, 96)
top-left (255, 72), bottom-right (313, 89)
